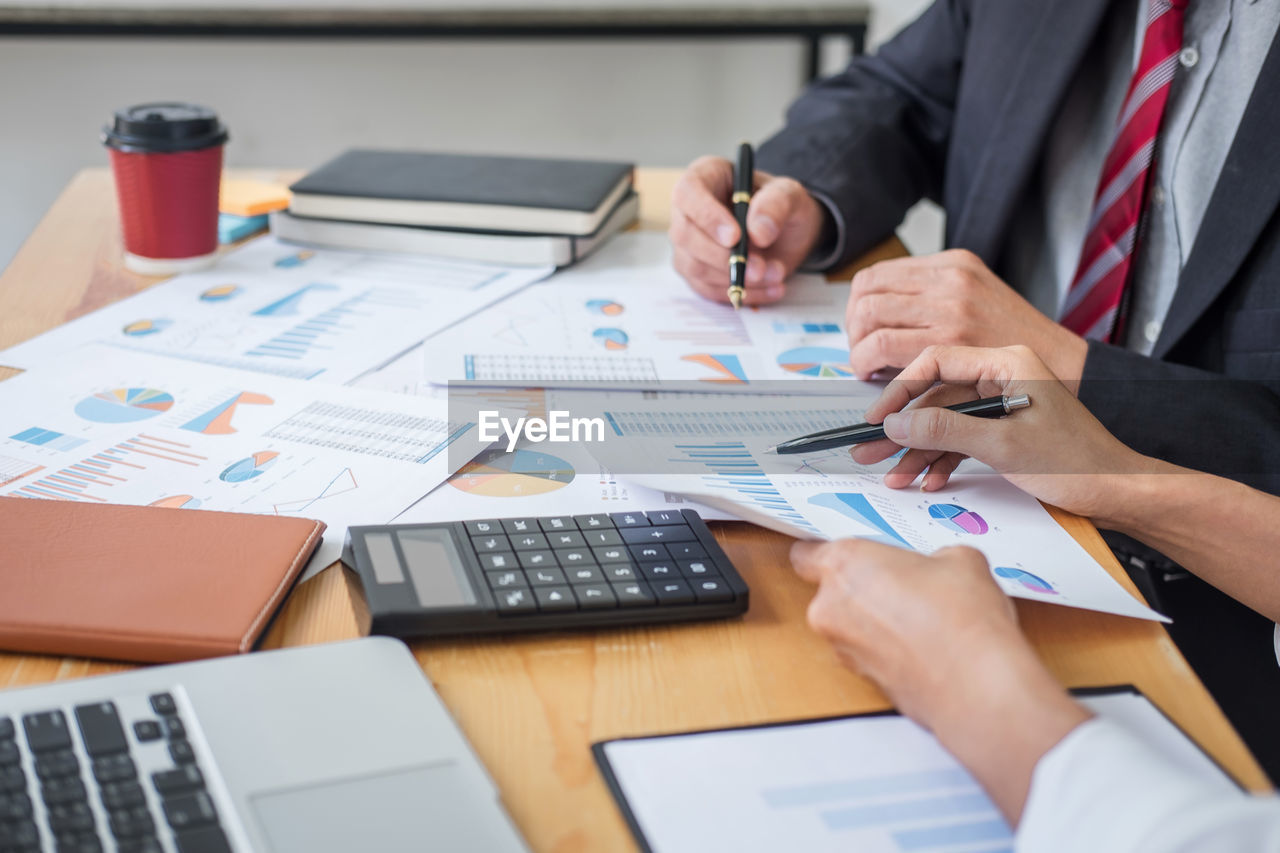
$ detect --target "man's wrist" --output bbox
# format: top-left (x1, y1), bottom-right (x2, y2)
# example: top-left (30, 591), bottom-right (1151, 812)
top-left (799, 188), bottom-right (846, 272)
top-left (928, 640), bottom-right (1091, 821)
top-left (1044, 327), bottom-right (1089, 395)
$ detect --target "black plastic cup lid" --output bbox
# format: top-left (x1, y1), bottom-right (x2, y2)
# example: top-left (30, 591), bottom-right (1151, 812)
top-left (102, 102), bottom-right (229, 153)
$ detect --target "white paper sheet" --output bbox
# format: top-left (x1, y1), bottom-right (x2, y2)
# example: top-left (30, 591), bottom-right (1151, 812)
top-left (395, 437), bottom-right (734, 526)
top-left (0, 237), bottom-right (551, 385)
top-left (348, 377), bottom-right (738, 523)
top-left (419, 232), bottom-right (857, 390)
top-left (0, 346), bottom-right (493, 576)
top-left (578, 396), bottom-right (1165, 622)
top-left (599, 692), bottom-right (1229, 853)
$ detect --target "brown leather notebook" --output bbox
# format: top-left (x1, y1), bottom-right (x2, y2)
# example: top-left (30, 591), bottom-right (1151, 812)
top-left (0, 497), bottom-right (325, 663)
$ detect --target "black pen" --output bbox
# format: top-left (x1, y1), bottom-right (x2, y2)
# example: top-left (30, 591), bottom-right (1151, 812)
top-left (767, 395), bottom-right (1032, 455)
top-left (727, 142), bottom-right (753, 309)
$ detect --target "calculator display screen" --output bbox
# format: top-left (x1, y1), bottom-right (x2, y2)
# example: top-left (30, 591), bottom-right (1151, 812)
top-left (396, 528), bottom-right (477, 608)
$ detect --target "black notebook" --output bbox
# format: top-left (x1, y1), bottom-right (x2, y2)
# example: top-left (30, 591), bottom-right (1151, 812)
top-left (289, 149), bottom-right (634, 236)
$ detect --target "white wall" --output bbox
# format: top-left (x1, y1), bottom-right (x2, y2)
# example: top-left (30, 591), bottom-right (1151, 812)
top-left (0, 0), bottom-right (937, 268)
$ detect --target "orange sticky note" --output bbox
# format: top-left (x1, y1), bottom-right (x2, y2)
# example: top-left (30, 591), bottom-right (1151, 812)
top-left (219, 179), bottom-right (291, 216)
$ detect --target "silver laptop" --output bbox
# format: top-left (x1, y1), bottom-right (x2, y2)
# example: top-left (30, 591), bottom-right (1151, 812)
top-left (0, 638), bottom-right (527, 853)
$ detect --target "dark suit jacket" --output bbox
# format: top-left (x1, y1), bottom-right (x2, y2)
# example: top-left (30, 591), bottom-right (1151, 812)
top-left (756, 0), bottom-right (1280, 495)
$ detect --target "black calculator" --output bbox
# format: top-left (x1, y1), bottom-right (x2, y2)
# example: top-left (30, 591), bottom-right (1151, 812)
top-left (344, 510), bottom-right (749, 638)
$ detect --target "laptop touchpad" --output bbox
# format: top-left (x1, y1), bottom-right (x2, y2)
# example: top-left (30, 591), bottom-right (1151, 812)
top-left (252, 763), bottom-right (515, 852)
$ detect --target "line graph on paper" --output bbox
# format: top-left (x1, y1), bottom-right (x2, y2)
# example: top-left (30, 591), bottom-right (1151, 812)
top-left (271, 467), bottom-right (359, 514)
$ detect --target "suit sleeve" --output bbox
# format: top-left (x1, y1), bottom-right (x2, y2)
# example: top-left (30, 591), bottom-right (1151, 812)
top-left (755, 0), bottom-right (968, 270)
top-left (1079, 342), bottom-right (1280, 495)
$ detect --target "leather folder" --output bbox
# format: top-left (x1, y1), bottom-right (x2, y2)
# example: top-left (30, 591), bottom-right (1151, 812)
top-left (0, 497), bottom-right (324, 663)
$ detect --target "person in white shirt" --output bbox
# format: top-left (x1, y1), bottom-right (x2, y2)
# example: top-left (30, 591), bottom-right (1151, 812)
top-left (790, 344), bottom-right (1280, 850)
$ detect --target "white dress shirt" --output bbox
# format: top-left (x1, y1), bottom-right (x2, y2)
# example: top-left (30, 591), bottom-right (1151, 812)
top-left (1018, 718), bottom-right (1280, 851)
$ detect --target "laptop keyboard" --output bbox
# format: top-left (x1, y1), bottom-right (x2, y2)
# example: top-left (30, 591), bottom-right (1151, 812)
top-left (0, 693), bottom-right (231, 853)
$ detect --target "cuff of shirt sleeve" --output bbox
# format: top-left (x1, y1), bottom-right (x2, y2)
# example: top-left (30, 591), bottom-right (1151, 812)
top-left (1018, 717), bottom-right (1240, 852)
top-left (799, 188), bottom-right (848, 273)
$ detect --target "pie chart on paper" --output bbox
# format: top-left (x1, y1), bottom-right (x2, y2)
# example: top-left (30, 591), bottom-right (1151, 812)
top-left (75, 388), bottom-right (175, 423)
top-left (993, 566), bottom-right (1057, 595)
top-left (449, 448), bottom-right (575, 497)
top-left (592, 328), bottom-right (630, 351)
top-left (586, 299), bottom-right (624, 316)
top-left (927, 503), bottom-right (989, 535)
top-left (220, 450), bottom-right (279, 483)
top-left (777, 346), bottom-right (855, 377)
top-left (122, 318), bottom-right (172, 337)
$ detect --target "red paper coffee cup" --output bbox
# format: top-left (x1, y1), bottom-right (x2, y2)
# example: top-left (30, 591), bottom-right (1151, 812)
top-left (103, 103), bottom-right (229, 275)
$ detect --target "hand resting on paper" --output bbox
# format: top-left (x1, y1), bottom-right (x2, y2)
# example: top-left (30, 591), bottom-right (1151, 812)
top-left (790, 537), bottom-right (1091, 823)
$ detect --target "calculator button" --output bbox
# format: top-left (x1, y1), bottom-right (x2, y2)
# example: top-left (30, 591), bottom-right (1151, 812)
top-left (612, 581), bottom-right (655, 607)
top-left (486, 571), bottom-right (526, 590)
top-left (565, 565), bottom-right (604, 584)
top-left (609, 512), bottom-right (649, 528)
top-left (479, 552), bottom-right (518, 571)
top-left (510, 532), bottom-right (549, 551)
top-left (527, 567), bottom-right (568, 586)
top-left (554, 548), bottom-right (594, 566)
top-left (667, 542), bottom-right (708, 560)
top-left (534, 586), bottom-right (577, 611)
top-left (603, 563), bottom-right (638, 581)
top-left (592, 546), bottom-right (630, 563)
top-left (692, 578), bottom-right (735, 603)
top-left (652, 580), bottom-right (696, 605)
top-left (539, 516), bottom-right (575, 532)
top-left (495, 588), bottom-right (536, 614)
top-left (471, 535), bottom-right (510, 553)
top-left (546, 530), bottom-right (586, 548)
top-left (573, 514), bottom-right (614, 530)
top-left (678, 560), bottom-right (718, 579)
top-left (629, 544), bottom-right (669, 561)
top-left (572, 584), bottom-right (617, 609)
top-left (518, 550), bottom-right (556, 568)
top-left (646, 510), bottom-right (686, 526)
top-left (621, 526), bottom-right (697, 545)
top-left (466, 520), bottom-right (503, 535)
top-left (501, 518), bottom-right (539, 535)
top-left (639, 562), bottom-right (678, 582)
top-left (582, 529), bottom-right (624, 547)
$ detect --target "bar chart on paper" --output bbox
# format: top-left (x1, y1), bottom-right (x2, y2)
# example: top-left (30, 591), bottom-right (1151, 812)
top-left (666, 441), bottom-right (819, 536)
top-left (0, 237), bottom-right (551, 385)
top-left (599, 714), bottom-right (1016, 853)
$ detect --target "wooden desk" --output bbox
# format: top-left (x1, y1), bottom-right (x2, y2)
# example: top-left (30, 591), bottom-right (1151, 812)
top-left (0, 167), bottom-right (1268, 851)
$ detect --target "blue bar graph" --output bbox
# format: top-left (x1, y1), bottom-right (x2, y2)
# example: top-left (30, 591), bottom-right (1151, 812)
top-left (9, 427), bottom-right (88, 452)
top-left (245, 287), bottom-right (423, 363)
top-left (893, 819), bottom-right (1012, 850)
top-left (763, 768), bottom-right (973, 807)
top-left (668, 441), bottom-right (820, 535)
top-left (821, 792), bottom-right (993, 830)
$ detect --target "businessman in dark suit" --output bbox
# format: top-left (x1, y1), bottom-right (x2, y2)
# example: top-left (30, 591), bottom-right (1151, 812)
top-left (671, 0), bottom-right (1280, 775)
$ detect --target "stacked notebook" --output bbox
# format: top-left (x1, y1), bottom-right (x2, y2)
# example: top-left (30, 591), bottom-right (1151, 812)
top-left (272, 149), bottom-right (638, 267)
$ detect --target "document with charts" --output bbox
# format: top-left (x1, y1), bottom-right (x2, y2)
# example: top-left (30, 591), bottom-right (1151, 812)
top-left (597, 690), bottom-right (1229, 853)
top-left (345, 377), bottom-right (736, 523)
top-left (419, 232), bottom-right (856, 389)
top-left (0, 237), bottom-right (551, 384)
top-left (576, 394), bottom-right (1164, 621)
top-left (0, 346), bottom-right (493, 574)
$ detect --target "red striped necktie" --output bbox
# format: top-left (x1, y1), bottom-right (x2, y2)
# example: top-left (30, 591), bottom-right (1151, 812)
top-left (1060, 0), bottom-right (1188, 343)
